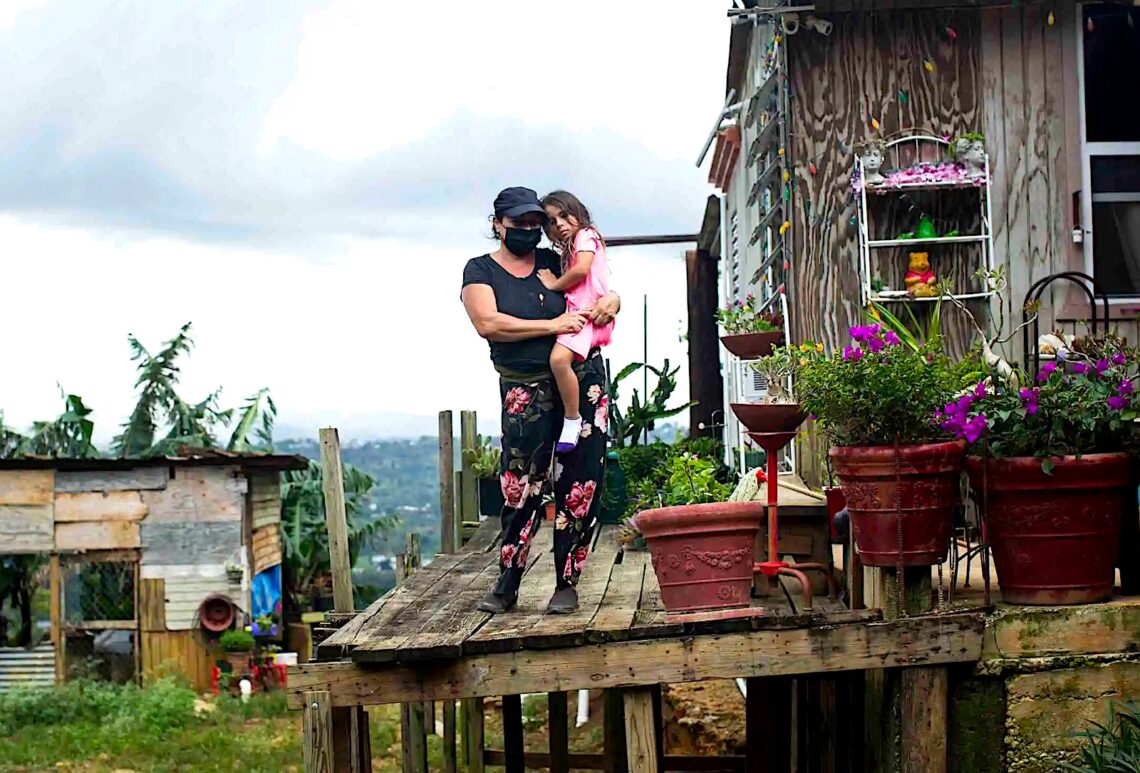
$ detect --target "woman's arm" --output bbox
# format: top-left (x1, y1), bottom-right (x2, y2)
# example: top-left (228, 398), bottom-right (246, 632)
top-left (462, 284), bottom-right (586, 342)
top-left (538, 251), bottom-right (594, 292)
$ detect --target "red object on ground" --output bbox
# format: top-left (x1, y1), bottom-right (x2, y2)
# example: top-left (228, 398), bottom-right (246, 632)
top-left (967, 453), bottom-right (1131, 605)
top-left (720, 332), bottom-right (783, 359)
top-left (825, 487), bottom-right (846, 542)
top-left (633, 502), bottom-right (765, 612)
top-left (830, 441), bottom-right (965, 567)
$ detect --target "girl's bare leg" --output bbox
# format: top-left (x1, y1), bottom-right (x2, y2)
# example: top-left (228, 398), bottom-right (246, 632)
top-left (551, 344), bottom-right (581, 451)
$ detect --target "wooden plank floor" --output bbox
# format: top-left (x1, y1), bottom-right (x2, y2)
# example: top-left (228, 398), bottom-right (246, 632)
top-left (326, 518), bottom-right (876, 665)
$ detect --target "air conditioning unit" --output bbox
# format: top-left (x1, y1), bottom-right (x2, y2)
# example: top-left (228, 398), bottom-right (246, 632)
top-left (736, 361), bottom-right (769, 403)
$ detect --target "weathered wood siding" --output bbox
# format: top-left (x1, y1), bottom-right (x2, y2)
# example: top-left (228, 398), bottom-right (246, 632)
top-left (786, 10), bottom-right (982, 354)
top-left (54, 491), bottom-right (147, 522)
top-left (55, 520), bottom-right (141, 551)
top-left (141, 630), bottom-right (215, 692)
top-left (251, 524), bottom-right (282, 574)
top-left (140, 466), bottom-right (245, 524)
top-left (0, 644), bottom-right (56, 692)
top-left (140, 564), bottom-right (243, 630)
top-left (54, 467), bottom-right (168, 493)
top-left (249, 471), bottom-right (282, 530)
top-left (0, 471), bottom-right (54, 553)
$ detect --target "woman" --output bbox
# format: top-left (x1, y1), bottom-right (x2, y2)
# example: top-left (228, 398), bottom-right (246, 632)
top-left (461, 186), bottom-right (620, 614)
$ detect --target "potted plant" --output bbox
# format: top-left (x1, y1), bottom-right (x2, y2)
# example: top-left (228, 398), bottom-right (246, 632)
top-left (224, 561), bottom-right (243, 584)
top-left (219, 628), bottom-right (255, 676)
top-left (465, 436), bottom-right (503, 517)
top-left (797, 324), bottom-right (964, 567)
top-left (631, 453), bottom-right (760, 613)
top-left (717, 294), bottom-right (784, 359)
top-left (731, 344), bottom-right (820, 433)
top-left (941, 333), bottom-right (1138, 605)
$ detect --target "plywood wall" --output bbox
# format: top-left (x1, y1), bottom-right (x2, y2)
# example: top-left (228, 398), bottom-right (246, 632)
top-left (140, 630), bottom-right (216, 692)
top-left (0, 471), bottom-right (54, 553)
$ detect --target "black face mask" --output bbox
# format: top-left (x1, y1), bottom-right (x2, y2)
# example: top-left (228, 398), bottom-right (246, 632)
top-left (503, 226), bottom-right (542, 256)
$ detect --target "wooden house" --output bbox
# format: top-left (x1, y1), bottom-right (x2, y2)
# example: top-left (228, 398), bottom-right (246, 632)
top-left (707, 1), bottom-right (1140, 482)
top-left (0, 452), bottom-right (306, 692)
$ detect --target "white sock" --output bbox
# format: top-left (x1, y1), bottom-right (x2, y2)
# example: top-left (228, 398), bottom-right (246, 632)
top-left (559, 416), bottom-right (581, 445)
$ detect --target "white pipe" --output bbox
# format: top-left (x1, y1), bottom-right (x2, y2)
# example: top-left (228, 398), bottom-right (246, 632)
top-left (696, 89), bottom-right (739, 167)
top-left (736, 678), bottom-right (747, 697)
top-left (576, 689), bottom-right (590, 727)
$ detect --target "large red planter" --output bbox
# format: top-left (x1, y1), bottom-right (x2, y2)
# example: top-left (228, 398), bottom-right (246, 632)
top-left (720, 332), bottom-right (783, 359)
top-left (967, 453), bottom-right (1132, 605)
top-left (830, 441), bottom-right (965, 567)
top-left (632, 502), bottom-right (765, 613)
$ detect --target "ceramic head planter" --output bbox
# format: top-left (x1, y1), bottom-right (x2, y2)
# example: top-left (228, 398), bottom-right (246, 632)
top-left (857, 140), bottom-right (886, 185)
top-left (952, 133), bottom-right (987, 180)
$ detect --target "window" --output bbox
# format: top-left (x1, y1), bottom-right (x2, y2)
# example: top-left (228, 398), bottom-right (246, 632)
top-left (1081, 3), bottom-right (1140, 296)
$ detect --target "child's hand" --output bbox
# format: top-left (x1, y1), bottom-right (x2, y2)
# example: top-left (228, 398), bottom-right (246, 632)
top-left (537, 269), bottom-right (558, 289)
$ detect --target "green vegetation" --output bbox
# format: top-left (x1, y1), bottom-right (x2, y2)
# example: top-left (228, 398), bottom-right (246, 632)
top-left (608, 359), bottom-right (695, 448)
top-left (617, 437), bottom-right (731, 519)
top-left (218, 629), bottom-right (255, 653)
top-left (1065, 699), bottom-right (1140, 772)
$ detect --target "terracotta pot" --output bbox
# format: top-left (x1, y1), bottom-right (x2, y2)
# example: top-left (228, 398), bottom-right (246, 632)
top-left (720, 332), bottom-right (783, 359)
top-left (830, 441), bottom-right (965, 567)
top-left (224, 651), bottom-right (250, 675)
top-left (967, 453), bottom-right (1132, 605)
top-left (632, 502), bottom-right (764, 613)
top-left (730, 403), bottom-right (806, 433)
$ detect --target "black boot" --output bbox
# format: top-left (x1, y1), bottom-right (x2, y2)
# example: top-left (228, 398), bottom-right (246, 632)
top-left (546, 585), bottom-right (578, 614)
top-left (476, 590), bottom-right (518, 614)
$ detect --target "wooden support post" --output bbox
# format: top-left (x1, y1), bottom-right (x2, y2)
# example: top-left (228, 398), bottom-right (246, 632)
top-left (443, 700), bottom-right (457, 773)
top-left (318, 428), bottom-right (371, 773)
top-left (746, 676), bottom-right (792, 773)
top-left (304, 690), bottom-right (335, 773)
top-left (461, 697), bottom-right (485, 773)
top-left (439, 411), bottom-right (456, 555)
top-left (865, 566), bottom-right (945, 773)
top-left (49, 554), bottom-right (62, 685)
top-left (650, 685), bottom-right (664, 765)
top-left (901, 667), bottom-right (947, 773)
top-left (460, 411), bottom-right (479, 535)
top-left (402, 701), bottom-right (428, 773)
top-left (548, 692), bottom-right (570, 773)
top-left (623, 688), bottom-right (659, 773)
top-left (820, 677), bottom-right (838, 773)
top-left (848, 534), bottom-right (864, 610)
top-left (502, 695), bottom-right (525, 773)
top-left (685, 212), bottom-right (725, 438)
top-left (603, 689), bottom-right (628, 773)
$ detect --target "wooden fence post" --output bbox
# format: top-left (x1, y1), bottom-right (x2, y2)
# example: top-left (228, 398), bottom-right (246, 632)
top-left (461, 697), bottom-right (485, 773)
top-left (396, 533), bottom-right (427, 773)
top-left (623, 688), bottom-right (659, 773)
top-left (459, 410), bottom-right (479, 542)
top-left (317, 428), bottom-right (372, 773)
top-left (439, 411), bottom-right (456, 556)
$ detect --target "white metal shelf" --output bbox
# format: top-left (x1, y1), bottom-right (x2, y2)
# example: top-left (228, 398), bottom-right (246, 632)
top-left (867, 235), bottom-right (987, 248)
top-left (855, 134), bottom-right (995, 307)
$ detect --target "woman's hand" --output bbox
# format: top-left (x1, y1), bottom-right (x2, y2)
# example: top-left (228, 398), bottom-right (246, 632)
top-left (551, 311), bottom-right (588, 335)
top-left (537, 268), bottom-right (559, 290)
top-left (588, 292), bottom-right (621, 326)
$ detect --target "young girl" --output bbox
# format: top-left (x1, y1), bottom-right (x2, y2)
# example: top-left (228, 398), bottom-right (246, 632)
top-left (538, 190), bottom-right (615, 453)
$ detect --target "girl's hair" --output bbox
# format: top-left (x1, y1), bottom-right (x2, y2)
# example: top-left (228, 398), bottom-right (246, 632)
top-left (541, 190), bottom-right (605, 243)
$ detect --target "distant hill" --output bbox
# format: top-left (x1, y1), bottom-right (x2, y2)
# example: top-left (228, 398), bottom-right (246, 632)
top-left (275, 436), bottom-right (444, 558)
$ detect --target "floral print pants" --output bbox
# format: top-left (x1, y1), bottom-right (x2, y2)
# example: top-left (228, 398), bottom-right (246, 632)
top-left (494, 351), bottom-right (609, 596)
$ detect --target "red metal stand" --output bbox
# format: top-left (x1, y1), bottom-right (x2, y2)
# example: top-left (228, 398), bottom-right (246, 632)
top-left (748, 431), bottom-right (838, 612)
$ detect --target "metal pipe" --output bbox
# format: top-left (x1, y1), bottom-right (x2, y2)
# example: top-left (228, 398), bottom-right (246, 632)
top-left (778, 566), bottom-right (813, 611)
top-left (696, 89), bottom-right (739, 167)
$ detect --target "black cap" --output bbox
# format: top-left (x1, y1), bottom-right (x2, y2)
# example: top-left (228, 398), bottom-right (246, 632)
top-left (493, 186), bottom-right (546, 220)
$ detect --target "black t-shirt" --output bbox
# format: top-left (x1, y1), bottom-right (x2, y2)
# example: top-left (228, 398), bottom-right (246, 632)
top-left (462, 249), bottom-right (567, 375)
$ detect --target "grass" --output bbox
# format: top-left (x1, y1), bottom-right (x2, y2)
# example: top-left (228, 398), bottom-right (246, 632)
top-left (0, 683), bottom-right (607, 772)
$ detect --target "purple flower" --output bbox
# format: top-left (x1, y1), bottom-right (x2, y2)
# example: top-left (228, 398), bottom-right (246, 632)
top-left (1019, 387), bottom-right (1040, 415)
top-left (884, 330), bottom-right (901, 347)
top-left (1109, 395), bottom-right (1131, 411)
top-left (963, 414), bottom-right (988, 444)
top-left (1036, 362), bottom-right (1057, 383)
top-left (956, 394), bottom-right (976, 413)
top-left (867, 336), bottom-right (886, 354)
top-left (973, 381), bottom-right (988, 399)
top-left (843, 346), bottom-right (864, 361)
top-left (1120, 380), bottom-right (1135, 396)
top-left (1096, 358), bottom-right (1111, 376)
top-left (849, 325), bottom-right (881, 344)
top-left (1112, 352), bottom-right (1127, 366)
top-left (1071, 362), bottom-right (1090, 375)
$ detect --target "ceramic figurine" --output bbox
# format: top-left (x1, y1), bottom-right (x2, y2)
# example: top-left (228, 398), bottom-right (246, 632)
top-left (904, 251), bottom-right (938, 298)
top-left (915, 215), bottom-right (937, 240)
top-left (953, 135), bottom-right (987, 180)
top-left (857, 140), bottom-right (886, 186)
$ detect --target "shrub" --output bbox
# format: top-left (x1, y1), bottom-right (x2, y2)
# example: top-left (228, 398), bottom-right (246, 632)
top-left (0, 677), bottom-right (196, 737)
top-left (220, 629), bottom-right (255, 652)
top-left (715, 294), bottom-right (782, 335)
top-left (1064, 698), bottom-right (1140, 772)
top-left (797, 325), bottom-right (956, 446)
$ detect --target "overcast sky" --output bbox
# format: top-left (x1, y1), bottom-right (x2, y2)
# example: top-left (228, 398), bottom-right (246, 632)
top-left (1, 0), bottom-right (727, 442)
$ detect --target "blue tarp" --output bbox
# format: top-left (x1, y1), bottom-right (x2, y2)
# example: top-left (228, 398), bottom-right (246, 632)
top-left (251, 564), bottom-right (281, 619)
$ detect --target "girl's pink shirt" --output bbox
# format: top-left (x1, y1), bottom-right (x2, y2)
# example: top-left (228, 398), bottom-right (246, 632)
top-left (563, 228), bottom-right (610, 312)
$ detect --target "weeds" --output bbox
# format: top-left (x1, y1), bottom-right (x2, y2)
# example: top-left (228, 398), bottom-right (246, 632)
top-left (1065, 699), bottom-right (1140, 773)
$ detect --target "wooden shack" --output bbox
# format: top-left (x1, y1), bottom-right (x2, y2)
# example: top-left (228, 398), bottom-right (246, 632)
top-left (0, 452), bottom-right (306, 691)
top-left (708, 1), bottom-right (1140, 482)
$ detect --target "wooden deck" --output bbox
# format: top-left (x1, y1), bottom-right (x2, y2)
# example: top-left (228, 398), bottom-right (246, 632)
top-left (289, 518), bottom-right (986, 711)
top-left (319, 518), bottom-right (868, 664)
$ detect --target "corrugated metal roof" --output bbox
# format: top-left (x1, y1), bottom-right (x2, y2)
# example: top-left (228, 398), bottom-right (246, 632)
top-left (0, 644), bottom-right (55, 691)
top-left (0, 452), bottom-right (307, 473)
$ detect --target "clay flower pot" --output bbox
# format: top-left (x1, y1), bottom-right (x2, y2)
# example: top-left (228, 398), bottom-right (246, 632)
top-left (632, 502), bottom-right (764, 613)
top-left (730, 403), bottom-right (806, 434)
top-left (829, 441), bottom-right (965, 567)
top-left (967, 453), bottom-right (1132, 605)
top-left (721, 332), bottom-right (783, 360)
